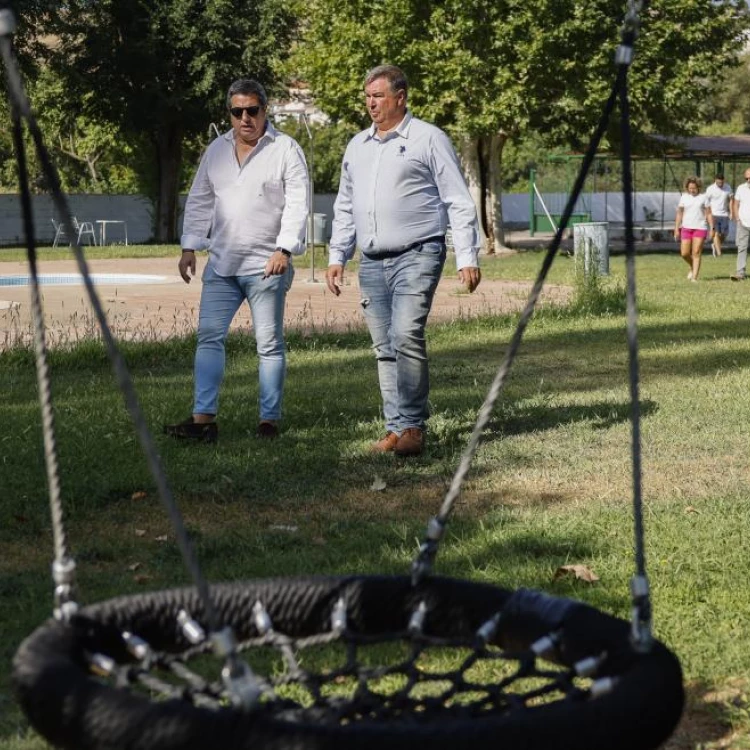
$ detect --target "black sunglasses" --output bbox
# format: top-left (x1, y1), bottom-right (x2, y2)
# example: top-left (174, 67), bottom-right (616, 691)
top-left (229, 105), bottom-right (262, 118)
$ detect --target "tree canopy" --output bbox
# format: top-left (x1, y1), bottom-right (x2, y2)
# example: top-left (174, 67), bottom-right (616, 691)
top-left (38, 0), bottom-right (299, 241)
top-left (294, 0), bottom-right (750, 250)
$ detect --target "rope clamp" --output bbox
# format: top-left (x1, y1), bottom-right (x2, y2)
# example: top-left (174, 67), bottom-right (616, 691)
top-left (52, 558), bottom-right (79, 622)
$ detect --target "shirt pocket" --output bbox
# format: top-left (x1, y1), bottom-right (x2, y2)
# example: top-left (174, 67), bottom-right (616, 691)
top-left (261, 179), bottom-right (285, 207)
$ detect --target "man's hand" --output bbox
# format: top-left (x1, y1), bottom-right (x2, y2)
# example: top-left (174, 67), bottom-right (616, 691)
top-left (263, 249), bottom-right (290, 278)
top-left (326, 264), bottom-right (345, 296)
top-left (179, 250), bottom-right (196, 283)
top-left (458, 266), bottom-right (481, 293)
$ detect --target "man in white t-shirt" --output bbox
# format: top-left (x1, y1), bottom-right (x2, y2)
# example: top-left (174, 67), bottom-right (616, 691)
top-left (704, 173), bottom-right (732, 256)
top-left (731, 168), bottom-right (750, 281)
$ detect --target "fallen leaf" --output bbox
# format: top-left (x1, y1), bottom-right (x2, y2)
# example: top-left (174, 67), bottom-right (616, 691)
top-left (370, 475), bottom-right (387, 491)
top-left (127, 562), bottom-right (141, 572)
top-left (155, 535), bottom-right (168, 542)
top-left (131, 491), bottom-right (147, 501)
top-left (135, 529), bottom-right (146, 537)
top-left (685, 506), bottom-right (700, 515)
top-left (134, 574), bottom-right (152, 584)
top-left (554, 564), bottom-right (600, 584)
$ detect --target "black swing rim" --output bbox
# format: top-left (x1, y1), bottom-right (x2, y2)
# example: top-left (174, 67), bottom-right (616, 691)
top-left (13, 574), bottom-right (683, 750)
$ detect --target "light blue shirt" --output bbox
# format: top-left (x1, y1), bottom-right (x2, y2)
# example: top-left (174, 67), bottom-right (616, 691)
top-left (329, 112), bottom-right (480, 270)
top-left (181, 121), bottom-right (309, 276)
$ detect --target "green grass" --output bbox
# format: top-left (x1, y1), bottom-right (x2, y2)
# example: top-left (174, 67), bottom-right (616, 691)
top-left (1, 248), bottom-right (749, 748)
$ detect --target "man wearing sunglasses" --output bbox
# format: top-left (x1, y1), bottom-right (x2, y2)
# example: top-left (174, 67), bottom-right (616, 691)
top-left (326, 64), bottom-right (481, 458)
top-left (165, 79), bottom-right (309, 442)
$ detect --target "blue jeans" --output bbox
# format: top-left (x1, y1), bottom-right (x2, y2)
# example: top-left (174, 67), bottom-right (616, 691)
top-left (194, 263), bottom-right (293, 420)
top-left (358, 241), bottom-right (447, 434)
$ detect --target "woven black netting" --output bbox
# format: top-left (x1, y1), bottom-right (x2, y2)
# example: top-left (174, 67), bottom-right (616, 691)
top-left (13, 575), bottom-right (683, 750)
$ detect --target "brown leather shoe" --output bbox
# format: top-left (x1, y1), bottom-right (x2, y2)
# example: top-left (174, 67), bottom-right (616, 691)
top-left (371, 432), bottom-right (399, 453)
top-left (394, 428), bottom-right (424, 457)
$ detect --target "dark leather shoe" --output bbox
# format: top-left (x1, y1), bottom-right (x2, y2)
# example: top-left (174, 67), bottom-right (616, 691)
top-left (256, 421), bottom-right (279, 439)
top-left (394, 428), bottom-right (424, 457)
top-left (371, 432), bottom-right (399, 453)
top-left (164, 417), bottom-right (218, 443)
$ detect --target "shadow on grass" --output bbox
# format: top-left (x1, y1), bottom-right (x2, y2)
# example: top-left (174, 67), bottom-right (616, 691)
top-left (664, 679), bottom-right (747, 750)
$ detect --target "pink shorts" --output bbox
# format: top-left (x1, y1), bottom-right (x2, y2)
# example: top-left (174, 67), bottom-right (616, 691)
top-left (680, 228), bottom-right (708, 241)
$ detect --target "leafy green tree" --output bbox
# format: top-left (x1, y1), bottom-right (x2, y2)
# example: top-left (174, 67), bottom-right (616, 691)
top-left (40, 0), bottom-right (299, 241)
top-left (701, 50), bottom-right (750, 135)
top-left (294, 0), bottom-right (750, 252)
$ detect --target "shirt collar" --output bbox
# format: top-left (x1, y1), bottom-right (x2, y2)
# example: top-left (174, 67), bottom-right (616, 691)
top-left (366, 110), bottom-right (412, 141)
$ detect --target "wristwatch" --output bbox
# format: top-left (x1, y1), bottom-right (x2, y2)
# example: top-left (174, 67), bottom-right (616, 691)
top-left (278, 248), bottom-right (291, 257)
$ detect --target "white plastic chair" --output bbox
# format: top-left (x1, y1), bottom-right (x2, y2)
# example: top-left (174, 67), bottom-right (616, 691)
top-left (51, 217), bottom-right (97, 247)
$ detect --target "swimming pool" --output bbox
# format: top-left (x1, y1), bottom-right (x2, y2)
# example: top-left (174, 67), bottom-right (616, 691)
top-left (0, 273), bottom-right (169, 287)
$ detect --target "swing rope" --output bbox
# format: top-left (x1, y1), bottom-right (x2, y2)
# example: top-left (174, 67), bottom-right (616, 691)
top-left (411, 0), bottom-right (653, 651)
top-left (0, 5), bottom-right (261, 707)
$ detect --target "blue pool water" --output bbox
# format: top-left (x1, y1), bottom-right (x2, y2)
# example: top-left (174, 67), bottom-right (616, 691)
top-left (0, 273), bottom-right (168, 286)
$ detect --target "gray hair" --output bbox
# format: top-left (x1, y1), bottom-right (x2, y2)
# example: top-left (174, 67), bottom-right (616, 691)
top-left (226, 79), bottom-right (268, 109)
top-left (364, 64), bottom-right (408, 96)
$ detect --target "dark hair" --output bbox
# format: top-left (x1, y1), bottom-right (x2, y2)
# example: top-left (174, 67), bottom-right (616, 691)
top-left (684, 176), bottom-right (702, 191)
top-left (715, 173), bottom-right (725, 180)
top-left (364, 64), bottom-right (408, 97)
top-left (226, 79), bottom-right (268, 109)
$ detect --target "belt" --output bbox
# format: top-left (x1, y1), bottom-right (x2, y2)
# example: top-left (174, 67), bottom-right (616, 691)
top-left (364, 235), bottom-right (446, 258)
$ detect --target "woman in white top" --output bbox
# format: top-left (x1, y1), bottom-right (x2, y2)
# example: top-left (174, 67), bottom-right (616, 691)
top-left (674, 176), bottom-right (713, 282)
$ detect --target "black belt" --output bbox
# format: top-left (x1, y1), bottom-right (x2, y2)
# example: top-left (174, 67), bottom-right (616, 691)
top-left (364, 235), bottom-right (446, 258)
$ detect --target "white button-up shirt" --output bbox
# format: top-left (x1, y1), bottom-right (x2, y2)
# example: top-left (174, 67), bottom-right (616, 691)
top-left (329, 113), bottom-right (480, 270)
top-left (181, 122), bottom-right (309, 276)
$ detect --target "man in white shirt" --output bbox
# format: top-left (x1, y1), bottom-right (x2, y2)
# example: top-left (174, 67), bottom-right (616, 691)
top-left (704, 173), bottom-right (732, 256)
top-left (731, 168), bottom-right (750, 281)
top-left (326, 64), bottom-right (481, 457)
top-left (165, 79), bottom-right (309, 441)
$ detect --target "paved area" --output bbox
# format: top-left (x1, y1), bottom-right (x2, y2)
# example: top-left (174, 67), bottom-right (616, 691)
top-left (0, 256), bottom-right (569, 350)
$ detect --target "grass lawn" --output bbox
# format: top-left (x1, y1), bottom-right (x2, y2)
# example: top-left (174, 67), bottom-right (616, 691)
top-left (1, 245), bottom-right (749, 749)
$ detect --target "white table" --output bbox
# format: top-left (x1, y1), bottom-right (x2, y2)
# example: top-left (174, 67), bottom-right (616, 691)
top-left (96, 220), bottom-right (128, 246)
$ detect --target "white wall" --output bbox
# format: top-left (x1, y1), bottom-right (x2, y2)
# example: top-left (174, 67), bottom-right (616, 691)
top-left (0, 191), bottom-right (688, 246)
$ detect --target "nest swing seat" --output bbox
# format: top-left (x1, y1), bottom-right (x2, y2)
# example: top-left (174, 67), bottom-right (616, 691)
top-left (5, 2), bottom-right (683, 749)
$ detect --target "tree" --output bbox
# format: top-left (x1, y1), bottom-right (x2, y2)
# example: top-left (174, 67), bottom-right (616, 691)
top-left (293, 0), bottom-right (750, 253)
top-left (40, 0), bottom-right (299, 241)
top-left (701, 50), bottom-right (750, 135)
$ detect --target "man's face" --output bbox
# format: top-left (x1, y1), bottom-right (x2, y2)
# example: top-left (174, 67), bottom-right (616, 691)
top-left (716, 178), bottom-right (724, 187)
top-left (229, 94), bottom-right (267, 147)
top-left (745, 169), bottom-right (750, 183)
top-left (364, 77), bottom-right (406, 132)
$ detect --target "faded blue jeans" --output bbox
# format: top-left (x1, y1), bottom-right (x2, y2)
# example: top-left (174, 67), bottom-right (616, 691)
top-left (194, 263), bottom-right (293, 421)
top-left (358, 240), bottom-right (447, 434)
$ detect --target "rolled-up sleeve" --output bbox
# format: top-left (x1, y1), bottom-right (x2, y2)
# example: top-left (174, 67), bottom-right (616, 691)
top-left (181, 149), bottom-right (214, 251)
top-left (430, 131), bottom-right (480, 270)
top-left (328, 146), bottom-right (358, 266)
top-left (276, 142), bottom-right (310, 255)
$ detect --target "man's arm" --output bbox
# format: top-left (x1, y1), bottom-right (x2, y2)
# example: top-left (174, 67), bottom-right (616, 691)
top-left (179, 148), bottom-right (214, 283)
top-left (326, 144), bottom-right (358, 295)
top-left (275, 141), bottom-right (310, 256)
top-left (429, 130), bottom-right (481, 291)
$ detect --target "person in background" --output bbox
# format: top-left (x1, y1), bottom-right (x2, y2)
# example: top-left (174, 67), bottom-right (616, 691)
top-left (326, 64), bottom-right (481, 457)
top-left (164, 78), bottom-right (309, 442)
top-left (704, 173), bottom-right (732, 256)
top-left (674, 176), bottom-right (712, 282)
top-left (731, 168), bottom-right (750, 281)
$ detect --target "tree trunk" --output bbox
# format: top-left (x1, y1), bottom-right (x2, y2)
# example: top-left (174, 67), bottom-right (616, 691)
top-left (458, 136), bottom-right (489, 252)
top-left (488, 131), bottom-right (510, 253)
top-left (154, 122), bottom-right (183, 243)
